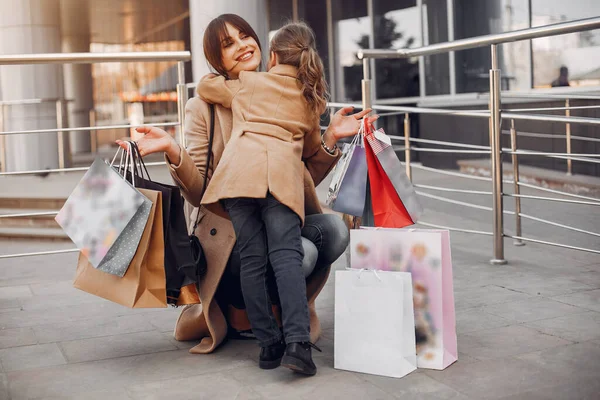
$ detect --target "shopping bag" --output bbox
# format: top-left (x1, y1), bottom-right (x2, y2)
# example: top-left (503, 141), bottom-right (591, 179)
top-left (73, 188), bottom-right (167, 308)
top-left (365, 127), bottom-right (423, 222)
top-left (55, 154), bottom-right (148, 271)
top-left (126, 142), bottom-right (199, 305)
top-left (334, 269), bottom-right (417, 378)
top-left (350, 228), bottom-right (457, 370)
top-left (327, 133), bottom-right (369, 217)
top-left (363, 125), bottom-right (414, 228)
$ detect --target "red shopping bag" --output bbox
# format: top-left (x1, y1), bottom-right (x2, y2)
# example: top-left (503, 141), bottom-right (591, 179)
top-left (364, 123), bottom-right (414, 228)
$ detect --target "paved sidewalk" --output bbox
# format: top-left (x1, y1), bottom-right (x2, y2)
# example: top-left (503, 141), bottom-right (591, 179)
top-left (0, 168), bottom-right (599, 399)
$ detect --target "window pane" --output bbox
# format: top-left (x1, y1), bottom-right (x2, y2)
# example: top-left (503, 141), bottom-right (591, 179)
top-left (269, 0), bottom-right (293, 40)
top-left (423, 0), bottom-right (450, 95)
top-left (531, 0), bottom-right (600, 88)
top-left (373, 0), bottom-right (421, 99)
top-left (332, 0), bottom-right (370, 102)
top-left (454, 0), bottom-right (530, 93)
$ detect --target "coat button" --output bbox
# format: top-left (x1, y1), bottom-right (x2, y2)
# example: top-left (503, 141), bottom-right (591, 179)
top-left (210, 228), bottom-right (217, 236)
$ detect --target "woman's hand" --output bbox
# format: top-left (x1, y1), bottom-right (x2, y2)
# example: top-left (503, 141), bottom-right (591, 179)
top-left (322, 106), bottom-right (379, 148)
top-left (116, 126), bottom-right (181, 165)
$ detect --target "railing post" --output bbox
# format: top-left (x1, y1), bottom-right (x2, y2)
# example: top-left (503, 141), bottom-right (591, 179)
top-left (89, 109), bottom-right (97, 154)
top-left (510, 119), bottom-right (525, 246)
top-left (404, 113), bottom-right (412, 181)
top-left (565, 99), bottom-right (572, 176)
top-left (55, 99), bottom-right (66, 171)
top-left (489, 44), bottom-right (507, 265)
top-left (176, 61), bottom-right (187, 149)
top-left (0, 104), bottom-right (5, 173)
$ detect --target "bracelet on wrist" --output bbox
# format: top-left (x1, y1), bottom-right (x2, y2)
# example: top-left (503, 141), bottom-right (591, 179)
top-left (321, 137), bottom-right (337, 155)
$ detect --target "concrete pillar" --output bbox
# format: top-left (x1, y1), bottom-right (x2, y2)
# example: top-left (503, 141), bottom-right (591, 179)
top-left (61, 0), bottom-right (93, 154)
top-left (189, 0), bottom-right (269, 82)
top-left (0, 0), bottom-right (65, 172)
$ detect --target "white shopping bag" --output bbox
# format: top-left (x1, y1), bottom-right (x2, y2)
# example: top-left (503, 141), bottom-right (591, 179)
top-left (334, 269), bottom-right (417, 378)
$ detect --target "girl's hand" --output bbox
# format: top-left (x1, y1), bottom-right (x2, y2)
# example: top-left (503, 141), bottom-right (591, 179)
top-left (323, 107), bottom-right (379, 147)
top-left (116, 126), bottom-right (181, 164)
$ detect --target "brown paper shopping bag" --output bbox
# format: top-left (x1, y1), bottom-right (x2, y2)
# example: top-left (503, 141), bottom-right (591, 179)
top-left (73, 188), bottom-right (167, 308)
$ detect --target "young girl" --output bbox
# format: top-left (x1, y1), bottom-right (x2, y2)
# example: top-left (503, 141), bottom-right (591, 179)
top-left (197, 22), bottom-right (329, 376)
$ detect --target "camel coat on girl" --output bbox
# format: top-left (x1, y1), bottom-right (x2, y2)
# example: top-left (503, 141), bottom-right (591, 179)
top-left (197, 64), bottom-right (322, 222)
top-left (168, 90), bottom-right (340, 354)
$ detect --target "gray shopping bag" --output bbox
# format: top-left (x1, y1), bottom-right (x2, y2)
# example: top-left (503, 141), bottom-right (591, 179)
top-left (56, 146), bottom-right (151, 276)
top-left (327, 133), bottom-right (369, 217)
top-left (365, 129), bottom-right (423, 222)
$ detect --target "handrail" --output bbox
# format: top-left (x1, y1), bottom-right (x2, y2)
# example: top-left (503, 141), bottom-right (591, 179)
top-left (0, 51), bottom-right (191, 65)
top-left (357, 17), bottom-right (600, 59)
top-left (0, 98), bottom-right (73, 106)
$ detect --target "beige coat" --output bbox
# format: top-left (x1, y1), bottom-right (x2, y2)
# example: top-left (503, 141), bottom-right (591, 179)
top-left (168, 93), bottom-right (340, 354)
top-left (197, 65), bottom-right (322, 222)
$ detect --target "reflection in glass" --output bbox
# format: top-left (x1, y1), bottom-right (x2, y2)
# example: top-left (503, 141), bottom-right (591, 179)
top-left (531, 0), bottom-right (600, 88)
top-left (423, 0), bottom-right (450, 95)
top-left (454, 0), bottom-right (530, 93)
top-left (332, 0), bottom-right (370, 101)
top-left (373, 1), bottom-right (420, 99)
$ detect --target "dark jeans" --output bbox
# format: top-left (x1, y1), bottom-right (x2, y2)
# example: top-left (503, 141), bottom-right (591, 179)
top-left (218, 213), bottom-right (350, 310)
top-left (223, 194), bottom-right (310, 346)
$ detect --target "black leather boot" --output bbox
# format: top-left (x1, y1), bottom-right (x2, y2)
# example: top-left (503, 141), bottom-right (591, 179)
top-left (281, 342), bottom-right (322, 376)
top-left (259, 340), bottom-right (286, 369)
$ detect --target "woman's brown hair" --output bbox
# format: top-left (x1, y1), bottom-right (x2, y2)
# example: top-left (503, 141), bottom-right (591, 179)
top-left (270, 22), bottom-right (328, 115)
top-left (203, 14), bottom-right (262, 77)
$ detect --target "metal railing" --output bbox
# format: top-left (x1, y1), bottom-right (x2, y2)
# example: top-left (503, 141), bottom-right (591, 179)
top-left (357, 17), bottom-right (600, 264)
top-left (0, 51), bottom-right (190, 259)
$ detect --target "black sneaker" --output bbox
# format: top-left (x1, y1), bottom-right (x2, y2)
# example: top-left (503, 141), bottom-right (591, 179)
top-left (259, 340), bottom-right (286, 370)
top-left (281, 342), bottom-right (322, 376)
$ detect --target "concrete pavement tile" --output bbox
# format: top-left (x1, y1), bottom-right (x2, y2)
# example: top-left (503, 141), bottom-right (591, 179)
top-left (0, 298), bottom-right (21, 310)
top-left (0, 374), bottom-right (7, 400)
top-left (7, 361), bottom-right (130, 399)
top-left (455, 307), bottom-right (512, 334)
top-left (127, 371), bottom-right (248, 400)
top-left (33, 313), bottom-right (155, 344)
top-left (28, 280), bottom-right (77, 296)
top-left (363, 372), bottom-right (469, 399)
top-left (499, 276), bottom-right (597, 297)
top-left (497, 376), bottom-right (600, 400)
top-left (162, 333), bottom-right (197, 350)
top-left (552, 289), bottom-right (600, 312)
top-left (482, 297), bottom-right (585, 323)
top-left (524, 311), bottom-right (600, 342)
top-left (249, 369), bottom-right (394, 400)
top-left (36, 390), bottom-right (134, 400)
top-left (454, 285), bottom-right (533, 310)
top-left (516, 340), bottom-right (600, 381)
top-left (7, 348), bottom-right (254, 399)
top-left (423, 357), bottom-right (563, 399)
top-left (570, 270), bottom-right (600, 289)
top-left (59, 330), bottom-right (178, 363)
top-left (0, 286), bottom-right (32, 300)
top-left (458, 325), bottom-right (571, 361)
top-left (18, 290), bottom-right (102, 311)
top-left (0, 343), bottom-right (66, 372)
top-left (143, 309), bottom-right (183, 332)
top-left (0, 327), bottom-right (37, 349)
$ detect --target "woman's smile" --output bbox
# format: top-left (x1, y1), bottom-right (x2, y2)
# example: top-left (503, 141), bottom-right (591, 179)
top-left (236, 51), bottom-right (254, 62)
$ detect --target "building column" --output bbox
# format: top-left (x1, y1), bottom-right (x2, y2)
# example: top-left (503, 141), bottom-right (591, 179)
top-left (61, 0), bottom-right (93, 154)
top-left (188, 0), bottom-right (269, 83)
top-left (0, 0), bottom-right (65, 172)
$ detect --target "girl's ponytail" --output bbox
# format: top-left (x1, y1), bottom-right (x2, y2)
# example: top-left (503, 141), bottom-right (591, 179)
top-left (271, 22), bottom-right (329, 116)
top-left (297, 46), bottom-right (328, 115)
